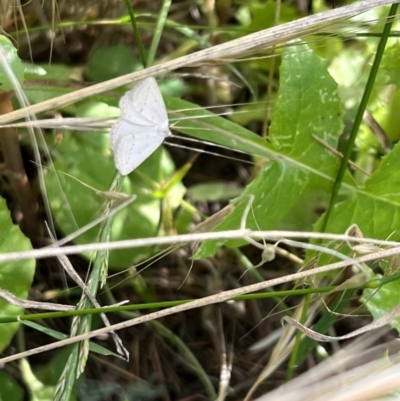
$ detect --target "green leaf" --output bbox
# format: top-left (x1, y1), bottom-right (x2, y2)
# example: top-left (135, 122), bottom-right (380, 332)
top-left (86, 44), bottom-right (139, 83)
top-left (186, 42), bottom-right (344, 258)
top-left (311, 140), bottom-right (400, 327)
top-left (22, 63), bottom-right (84, 114)
top-left (362, 280), bottom-right (400, 332)
top-left (0, 198), bottom-right (35, 352)
top-left (23, 63), bottom-right (125, 115)
top-left (0, 371), bottom-right (24, 401)
top-left (315, 141), bottom-right (400, 240)
top-left (382, 44), bottom-right (400, 86)
top-left (0, 35), bottom-right (24, 90)
top-left (248, 0), bottom-right (299, 32)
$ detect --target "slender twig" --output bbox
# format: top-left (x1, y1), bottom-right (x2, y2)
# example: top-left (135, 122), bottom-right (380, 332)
top-left (0, 230), bottom-right (399, 263)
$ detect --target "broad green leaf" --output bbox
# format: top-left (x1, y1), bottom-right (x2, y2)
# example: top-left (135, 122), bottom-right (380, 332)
top-left (0, 371), bottom-right (24, 401)
top-left (181, 43), bottom-right (344, 258)
top-left (24, 63), bottom-right (80, 82)
top-left (86, 44), bottom-right (139, 83)
top-left (381, 43), bottom-right (400, 86)
top-left (22, 62), bottom-right (82, 114)
top-left (362, 280), bottom-right (400, 332)
top-left (0, 198), bottom-right (35, 352)
top-left (312, 141), bottom-right (400, 328)
top-left (278, 189), bottom-right (330, 232)
top-left (248, 0), bottom-right (299, 33)
top-left (315, 141), bottom-right (400, 240)
top-left (0, 35), bottom-right (24, 90)
top-left (23, 63), bottom-right (125, 115)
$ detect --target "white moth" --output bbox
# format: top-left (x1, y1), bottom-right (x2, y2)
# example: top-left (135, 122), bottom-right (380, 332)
top-left (110, 77), bottom-right (171, 176)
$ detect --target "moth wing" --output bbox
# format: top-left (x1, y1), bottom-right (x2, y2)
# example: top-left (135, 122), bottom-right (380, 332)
top-left (113, 126), bottom-right (165, 176)
top-left (109, 118), bottom-right (132, 150)
top-left (119, 77), bottom-right (168, 129)
top-left (110, 116), bottom-right (170, 151)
